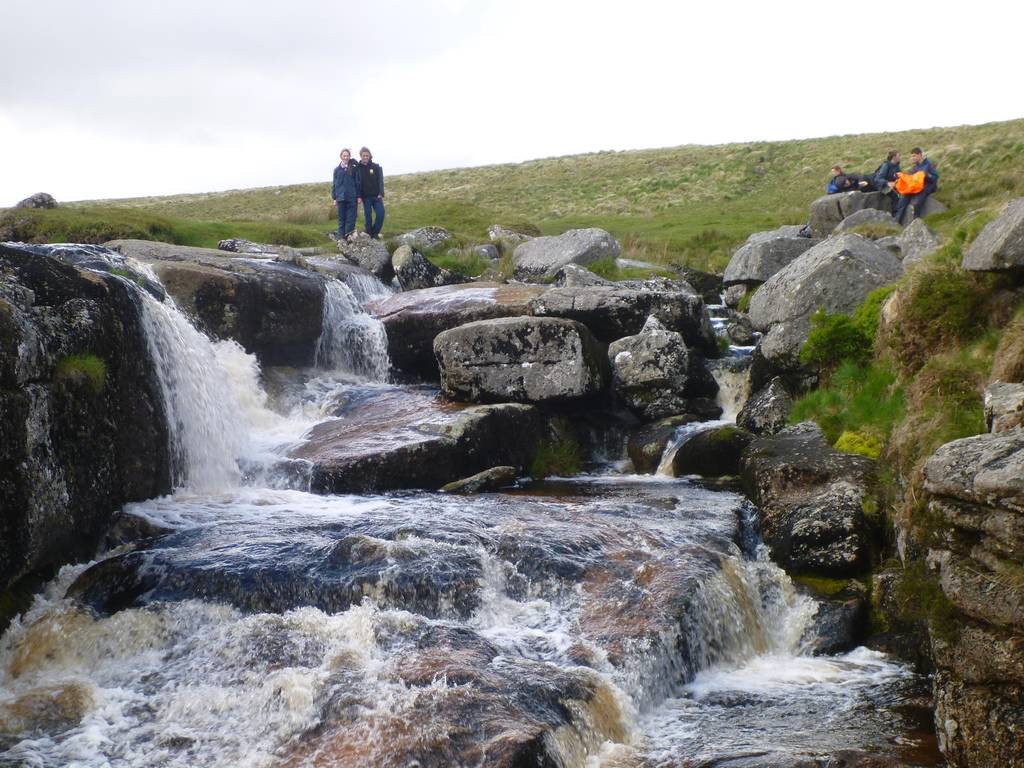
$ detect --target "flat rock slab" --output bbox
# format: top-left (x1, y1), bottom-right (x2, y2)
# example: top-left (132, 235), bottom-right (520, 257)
top-left (288, 386), bottom-right (542, 493)
top-left (368, 283), bottom-right (546, 379)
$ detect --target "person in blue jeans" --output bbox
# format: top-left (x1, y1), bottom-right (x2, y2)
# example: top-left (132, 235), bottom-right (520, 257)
top-left (355, 146), bottom-right (385, 238)
top-left (894, 147), bottom-right (939, 224)
top-left (331, 148), bottom-right (359, 239)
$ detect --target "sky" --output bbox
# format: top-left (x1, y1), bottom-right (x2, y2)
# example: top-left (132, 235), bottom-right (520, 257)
top-left (1, 0), bottom-right (1021, 203)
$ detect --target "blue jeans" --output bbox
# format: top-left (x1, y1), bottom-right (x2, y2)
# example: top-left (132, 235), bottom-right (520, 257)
top-left (362, 196), bottom-right (385, 238)
top-left (337, 199), bottom-right (357, 236)
top-left (894, 185), bottom-right (935, 224)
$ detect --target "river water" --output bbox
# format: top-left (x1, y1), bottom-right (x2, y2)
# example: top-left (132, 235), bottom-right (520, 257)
top-left (0, 255), bottom-right (940, 767)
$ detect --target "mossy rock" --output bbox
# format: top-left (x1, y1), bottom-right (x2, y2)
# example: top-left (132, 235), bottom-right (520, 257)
top-left (55, 354), bottom-right (107, 394)
top-left (668, 425), bottom-right (754, 477)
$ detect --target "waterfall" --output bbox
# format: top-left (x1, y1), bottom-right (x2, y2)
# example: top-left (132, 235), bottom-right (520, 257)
top-left (134, 284), bottom-right (248, 492)
top-left (708, 358), bottom-right (751, 422)
top-left (339, 270), bottom-right (393, 303)
top-left (314, 280), bottom-right (391, 381)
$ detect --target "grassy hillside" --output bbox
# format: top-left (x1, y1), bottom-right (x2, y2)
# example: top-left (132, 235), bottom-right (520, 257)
top-left (4, 118), bottom-right (1024, 272)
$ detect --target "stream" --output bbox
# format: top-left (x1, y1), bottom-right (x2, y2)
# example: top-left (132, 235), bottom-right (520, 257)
top-left (0, 257), bottom-right (941, 767)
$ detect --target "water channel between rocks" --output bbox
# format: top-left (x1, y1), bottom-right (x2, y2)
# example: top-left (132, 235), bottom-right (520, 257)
top-left (0, 257), bottom-right (940, 768)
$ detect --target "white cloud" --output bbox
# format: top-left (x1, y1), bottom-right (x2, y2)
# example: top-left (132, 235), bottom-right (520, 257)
top-left (1, 0), bottom-right (1021, 203)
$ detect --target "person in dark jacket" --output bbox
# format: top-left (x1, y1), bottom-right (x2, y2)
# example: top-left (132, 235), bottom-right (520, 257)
top-left (894, 147), bottom-right (939, 224)
top-left (827, 165), bottom-right (873, 194)
top-left (355, 147), bottom-right (385, 238)
top-left (331, 148), bottom-right (359, 239)
top-left (873, 150), bottom-right (901, 213)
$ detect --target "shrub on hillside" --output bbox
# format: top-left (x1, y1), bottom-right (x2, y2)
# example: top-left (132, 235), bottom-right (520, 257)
top-left (991, 303), bottom-right (1024, 383)
top-left (879, 264), bottom-right (994, 374)
top-left (799, 309), bottom-right (872, 370)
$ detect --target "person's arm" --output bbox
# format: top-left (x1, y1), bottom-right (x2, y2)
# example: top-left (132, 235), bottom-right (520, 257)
top-left (354, 165), bottom-right (362, 203)
top-left (924, 160), bottom-right (939, 185)
top-left (379, 165), bottom-right (384, 199)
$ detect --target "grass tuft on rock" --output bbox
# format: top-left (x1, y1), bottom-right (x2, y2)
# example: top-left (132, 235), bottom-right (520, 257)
top-left (55, 354), bottom-right (107, 394)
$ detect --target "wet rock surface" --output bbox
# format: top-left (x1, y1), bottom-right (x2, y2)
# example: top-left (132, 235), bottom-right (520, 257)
top-left (434, 316), bottom-right (609, 404)
top-left (368, 282), bottom-right (546, 379)
top-left (336, 231), bottom-right (394, 281)
top-left (391, 244), bottom-right (465, 291)
top-left (440, 465), bottom-right (520, 493)
top-left (287, 386), bottom-right (543, 492)
top-left (669, 425), bottom-right (754, 478)
top-left (0, 243), bottom-right (170, 605)
top-left (608, 317), bottom-right (693, 421)
top-left (737, 376), bottom-right (793, 436)
top-left (106, 239), bottom-right (326, 366)
top-left (741, 423), bottom-right (875, 575)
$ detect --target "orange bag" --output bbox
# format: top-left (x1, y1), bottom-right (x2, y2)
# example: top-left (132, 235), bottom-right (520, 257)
top-left (895, 171), bottom-right (925, 195)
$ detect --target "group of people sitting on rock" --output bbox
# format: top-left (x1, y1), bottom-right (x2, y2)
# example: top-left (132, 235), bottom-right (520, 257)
top-left (827, 147), bottom-right (939, 224)
top-left (331, 147), bottom-right (385, 240)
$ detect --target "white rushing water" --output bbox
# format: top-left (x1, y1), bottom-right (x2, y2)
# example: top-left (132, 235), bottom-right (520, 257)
top-left (0, 255), bottom-right (932, 768)
top-left (314, 280), bottom-right (390, 381)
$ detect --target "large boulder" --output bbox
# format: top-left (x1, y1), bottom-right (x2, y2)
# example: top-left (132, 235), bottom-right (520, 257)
top-left (626, 415), bottom-right (701, 474)
top-left (962, 198), bottom-right (1024, 273)
top-left (674, 266), bottom-right (724, 306)
top-left (807, 191), bottom-right (892, 238)
top-left (747, 234), bottom-right (903, 375)
top-left (434, 316), bottom-right (608, 404)
top-left (14, 192), bottom-right (57, 209)
top-left (392, 244), bottom-right (465, 291)
top-left (395, 226), bottom-right (454, 252)
top-left (607, 317), bottom-right (692, 421)
top-left (922, 429), bottom-right (1024, 767)
top-left (897, 218), bottom-right (942, 267)
top-left (0, 244), bottom-right (170, 614)
top-left (512, 228), bottom-right (620, 280)
top-left (106, 239), bottom-right (325, 366)
top-left (832, 207), bottom-right (901, 235)
top-left (740, 422), bottom-right (876, 575)
top-left (528, 286), bottom-right (718, 356)
top-left (337, 231), bottom-right (393, 281)
top-left (368, 282), bottom-right (546, 380)
top-left (287, 387), bottom-right (542, 493)
top-left (668, 424), bottom-right (754, 477)
top-left (722, 226), bottom-right (820, 288)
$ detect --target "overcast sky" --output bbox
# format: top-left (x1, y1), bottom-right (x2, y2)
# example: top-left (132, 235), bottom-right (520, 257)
top-left (1, 0), bottom-right (1020, 204)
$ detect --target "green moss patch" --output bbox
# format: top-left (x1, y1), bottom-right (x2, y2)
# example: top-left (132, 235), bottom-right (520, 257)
top-left (530, 437), bottom-right (582, 479)
top-left (55, 354), bottom-right (107, 394)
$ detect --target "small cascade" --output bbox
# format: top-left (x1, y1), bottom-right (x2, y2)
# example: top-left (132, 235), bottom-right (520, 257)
top-left (339, 270), bottom-right (393, 303)
top-left (708, 357), bottom-right (751, 422)
top-left (314, 280), bottom-right (391, 381)
top-left (656, 419), bottom-right (732, 475)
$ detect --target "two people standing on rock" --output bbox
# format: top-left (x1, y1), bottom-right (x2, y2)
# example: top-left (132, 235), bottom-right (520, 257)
top-left (331, 147), bottom-right (385, 240)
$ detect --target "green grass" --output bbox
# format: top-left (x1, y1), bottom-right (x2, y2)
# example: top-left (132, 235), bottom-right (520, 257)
top-left (20, 117), bottom-right (1021, 272)
top-left (790, 360), bottom-right (905, 446)
top-left (55, 354), bottom-right (107, 394)
top-left (0, 206), bottom-right (326, 249)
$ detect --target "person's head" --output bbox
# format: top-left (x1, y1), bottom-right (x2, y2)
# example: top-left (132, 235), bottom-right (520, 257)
top-left (360, 147), bottom-right (372, 164)
top-left (831, 165), bottom-right (843, 177)
top-left (910, 147), bottom-right (924, 163)
top-left (887, 150), bottom-right (900, 163)
top-left (340, 148), bottom-right (351, 163)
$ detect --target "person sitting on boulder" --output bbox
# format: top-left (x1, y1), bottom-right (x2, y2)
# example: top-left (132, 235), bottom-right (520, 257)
top-left (873, 150), bottom-right (901, 213)
top-left (894, 147), bottom-right (939, 224)
top-left (827, 165), bottom-right (873, 194)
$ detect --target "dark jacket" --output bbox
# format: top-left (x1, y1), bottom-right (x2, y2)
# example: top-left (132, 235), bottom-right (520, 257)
top-left (873, 160), bottom-right (900, 190)
top-left (356, 161), bottom-right (384, 198)
top-left (332, 161), bottom-right (359, 202)
top-left (827, 173), bottom-right (872, 194)
top-left (910, 158), bottom-right (939, 190)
